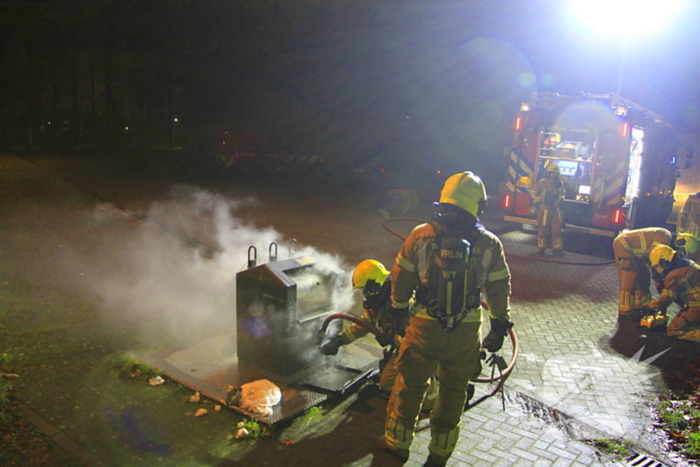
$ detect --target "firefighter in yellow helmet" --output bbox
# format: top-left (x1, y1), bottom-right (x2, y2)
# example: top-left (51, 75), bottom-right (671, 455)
top-left (531, 162), bottom-right (566, 256)
top-left (322, 260), bottom-right (440, 405)
top-left (612, 228), bottom-right (673, 317)
top-left (678, 192), bottom-right (700, 239)
top-left (642, 245), bottom-right (700, 342)
top-left (674, 233), bottom-right (699, 263)
top-left (322, 260), bottom-right (392, 358)
top-left (380, 172), bottom-right (512, 466)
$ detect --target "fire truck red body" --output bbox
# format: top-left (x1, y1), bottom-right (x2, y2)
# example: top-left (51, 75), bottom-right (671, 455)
top-left (501, 92), bottom-right (683, 237)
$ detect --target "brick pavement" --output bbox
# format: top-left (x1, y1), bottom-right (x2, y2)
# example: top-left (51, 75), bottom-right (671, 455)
top-left (2, 153), bottom-right (693, 467)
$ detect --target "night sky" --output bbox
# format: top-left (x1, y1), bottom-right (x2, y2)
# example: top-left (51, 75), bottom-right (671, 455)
top-left (1, 0), bottom-right (699, 183)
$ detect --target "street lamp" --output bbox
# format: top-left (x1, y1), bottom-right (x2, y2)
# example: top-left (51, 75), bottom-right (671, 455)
top-left (569, 0), bottom-right (685, 95)
top-left (172, 118), bottom-right (178, 149)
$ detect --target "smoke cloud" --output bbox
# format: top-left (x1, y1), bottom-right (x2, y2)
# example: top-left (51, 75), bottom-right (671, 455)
top-left (86, 185), bottom-right (356, 350)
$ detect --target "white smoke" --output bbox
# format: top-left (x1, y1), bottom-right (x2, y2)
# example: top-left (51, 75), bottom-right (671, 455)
top-left (86, 185), bottom-right (355, 348)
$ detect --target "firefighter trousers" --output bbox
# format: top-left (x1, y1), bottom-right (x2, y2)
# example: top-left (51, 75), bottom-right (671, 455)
top-left (385, 317), bottom-right (482, 462)
top-left (668, 309), bottom-right (700, 343)
top-left (612, 242), bottom-right (652, 315)
top-left (537, 206), bottom-right (563, 252)
top-left (379, 351), bottom-right (440, 411)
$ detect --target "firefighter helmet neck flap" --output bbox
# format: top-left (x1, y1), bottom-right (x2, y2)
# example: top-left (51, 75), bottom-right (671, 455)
top-left (352, 260), bottom-right (390, 310)
top-left (439, 172), bottom-right (487, 218)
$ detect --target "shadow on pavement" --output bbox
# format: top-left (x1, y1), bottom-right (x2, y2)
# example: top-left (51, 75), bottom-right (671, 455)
top-left (609, 315), bottom-right (700, 392)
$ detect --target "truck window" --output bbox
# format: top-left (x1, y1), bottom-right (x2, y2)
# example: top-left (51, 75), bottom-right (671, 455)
top-left (538, 130), bottom-right (596, 202)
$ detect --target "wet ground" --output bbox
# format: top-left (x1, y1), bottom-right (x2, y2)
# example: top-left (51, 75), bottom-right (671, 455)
top-left (1, 149), bottom-right (698, 466)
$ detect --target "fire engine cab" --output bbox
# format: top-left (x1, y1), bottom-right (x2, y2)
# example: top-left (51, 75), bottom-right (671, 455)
top-left (501, 92), bottom-right (686, 237)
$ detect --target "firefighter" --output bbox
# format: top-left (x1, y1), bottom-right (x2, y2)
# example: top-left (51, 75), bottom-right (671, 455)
top-left (380, 172), bottom-right (512, 466)
top-left (643, 245), bottom-right (700, 342)
top-left (675, 233), bottom-right (699, 263)
top-left (532, 162), bottom-right (566, 256)
top-left (612, 228), bottom-right (673, 317)
top-left (321, 260), bottom-right (438, 406)
top-left (678, 192), bottom-right (700, 238)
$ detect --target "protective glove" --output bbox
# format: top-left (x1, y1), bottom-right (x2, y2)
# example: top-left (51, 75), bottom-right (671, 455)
top-left (321, 335), bottom-right (345, 356)
top-left (482, 318), bottom-right (513, 353)
top-left (388, 306), bottom-right (410, 337)
top-left (628, 306), bottom-right (656, 315)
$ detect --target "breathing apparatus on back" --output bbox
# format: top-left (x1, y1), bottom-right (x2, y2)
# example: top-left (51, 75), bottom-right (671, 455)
top-left (424, 172), bottom-right (486, 332)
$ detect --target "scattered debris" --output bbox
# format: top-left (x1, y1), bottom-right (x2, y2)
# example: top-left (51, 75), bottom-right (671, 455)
top-left (189, 391), bottom-right (201, 403)
top-left (148, 376), bottom-right (165, 386)
top-left (2, 373), bottom-right (19, 380)
top-left (214, 405), bottom-right (221, 412)
top-left (194, 408), bottom-right (208, 417)
top-left (235, 419), bottom-right (267, 440)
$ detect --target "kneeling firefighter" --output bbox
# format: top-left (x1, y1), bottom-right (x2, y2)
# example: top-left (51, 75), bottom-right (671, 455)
top-left (322, 260), bottom-right (438, 407)
top-left (612, 227), bottom-right (673, 317)
top-left (642, 245), bottom-right (700, 342)
top-left (381, 172), bottom-right (513, 467)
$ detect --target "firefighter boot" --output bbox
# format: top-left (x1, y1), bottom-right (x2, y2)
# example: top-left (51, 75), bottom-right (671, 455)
top-left (381, 418), bottom-right (413, 462)
top-left (427, 425), bottom-right (460, 467)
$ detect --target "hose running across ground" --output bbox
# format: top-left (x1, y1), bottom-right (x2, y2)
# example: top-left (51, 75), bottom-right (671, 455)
top-left (382, 217), bottom-right (615, 266)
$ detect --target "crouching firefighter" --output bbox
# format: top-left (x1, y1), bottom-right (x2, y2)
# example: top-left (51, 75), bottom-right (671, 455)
top-left (612, 227), bottom-right (673, 317)
top-left (321, 259), bottom-right (438, 407)
top-left (380, 171), bottom-right (513, 467)
top-left (642, 245), bottom-right (700, 342)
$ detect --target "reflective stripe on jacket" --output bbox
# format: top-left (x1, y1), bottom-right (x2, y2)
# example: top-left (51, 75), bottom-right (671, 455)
top-left (615, 227), bottom-right (672, 258)
top-left (391, 222), bottom-right (511, 322)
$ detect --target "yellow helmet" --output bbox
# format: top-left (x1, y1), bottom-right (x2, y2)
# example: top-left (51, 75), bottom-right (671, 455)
top-left (439, 171), bottom-right (487, 218)
top-left (649, 244), bottom-right (676, 271)
top-left (675, 233), bottom-right (698, 259)
top-left (352, 260), bottom-right (389, 291)
top-left (546, 163), bottom-right (560, 175)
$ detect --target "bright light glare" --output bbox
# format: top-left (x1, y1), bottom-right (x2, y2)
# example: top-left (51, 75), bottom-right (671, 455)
top-left (572, 0), bottom-right (685, 37)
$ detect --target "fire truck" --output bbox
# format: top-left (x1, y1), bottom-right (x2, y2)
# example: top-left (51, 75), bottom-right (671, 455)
top-left (501, 92), bottom-right (686, 237)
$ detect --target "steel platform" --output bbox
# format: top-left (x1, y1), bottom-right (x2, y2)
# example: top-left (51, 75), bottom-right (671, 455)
top-left (139, 334), bottom-right (382, 425)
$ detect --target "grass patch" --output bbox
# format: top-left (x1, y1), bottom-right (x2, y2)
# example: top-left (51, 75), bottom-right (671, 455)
top-left (236, 418), bottom-right (269, 440)
top-left (0, 352), bottom-right (14, 365)
top-left (656, 396), bottom-right (700, 458)
top-left (590, 438), bottom-right (632, 459)
top-left (115, 356), bottom-right (161, 381)
top-left (655, 354), bottom-right (700, 460)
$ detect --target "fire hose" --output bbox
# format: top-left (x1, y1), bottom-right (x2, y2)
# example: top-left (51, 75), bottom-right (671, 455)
top-left (320, 303), bottom-right (519, 385)
top-left (382, 217), bottom-right (614, 266)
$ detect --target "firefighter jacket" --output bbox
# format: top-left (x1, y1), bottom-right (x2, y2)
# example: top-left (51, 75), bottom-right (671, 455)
top-left (614, 228), bottom-right (673, 264)
top-left (613, 228), bottom-right (672, 313)
top-left (648, 261), bottom-right (700, 315)
top-left (678, 194), bottom-right (700, 238)
top-left (391, 221), bottom-right (511, 323)
top-left (340, 278), bottom-right (399, 346)
top-left (532, 176), bottom-right (565, 208)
